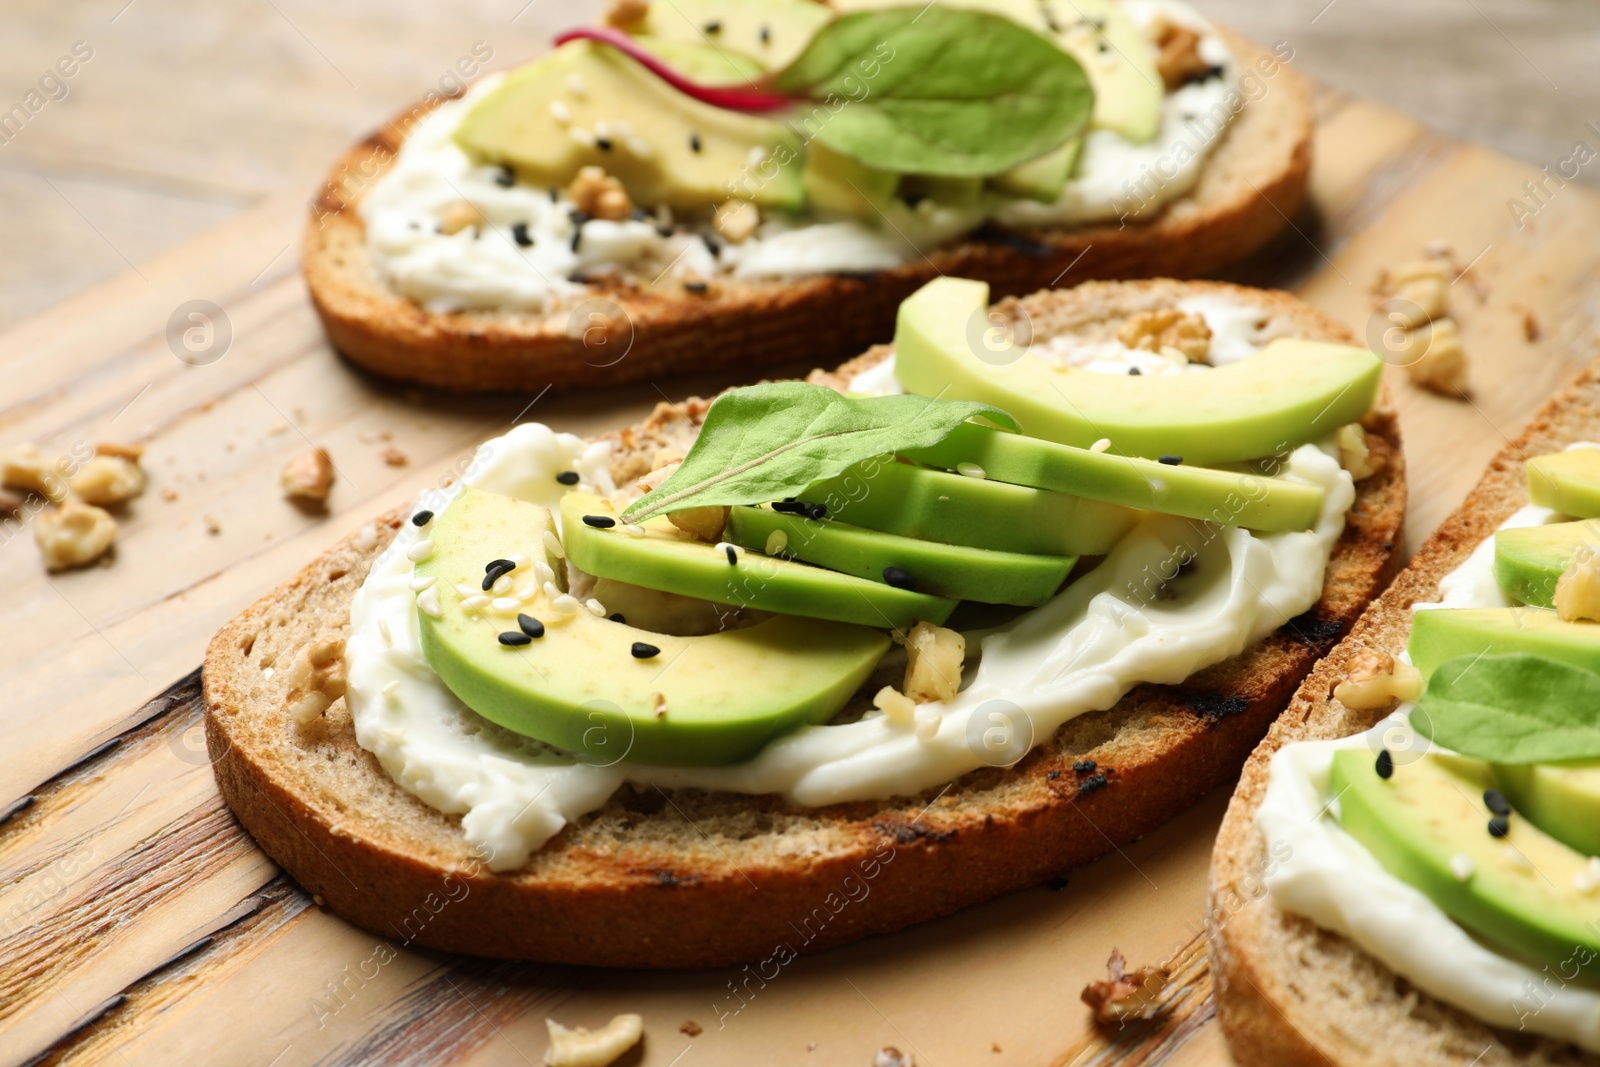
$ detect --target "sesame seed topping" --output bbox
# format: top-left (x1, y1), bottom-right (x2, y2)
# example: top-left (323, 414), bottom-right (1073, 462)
top-left (461, 594), bottom-right (491, 613)
top-left (1128, 367), bottom-right (1142, 376)
top-left (543, 530), bottom-right (565, 559)
top-left (582, 514), bottom-right (616, 529)
top-left (1158, 455), bottom-right (1183, 466)
top-left (411, 510), bottom-right (434, 526)
top-left (494, 166), bottom-right (515, 187)
top-left (492, 596), bottom-right (521, 614)
top-left (406, 538), bottom-right (435, 562)
top-left (517, 614), bottom-right (545, 638)
top-left (533, 561), bottom-right (556, 585)
top-left (498, 631), bottom-right (532, 647)
top-left (543, 580), bottom-right (563, 601)
top-left (566, 72), bottom-right (586, 96)
top-left (585, 598), bottom-right (606, 617)
top-left (622, 523), bottom-right (646, 537)
top-left (631, 641), bottom-right (661, 659)
top-left (690, 132), bottom-right (702, 154)
top-left (724, 544), bottom-right (738, 564)
top-left (882, 566), bottom-right (914, 590)
top-left (1488, 814), bottom-right (1511, 838)
top-left (609, 613), bottom-right (626, 623)
top-left (416, 587), bottom-right (442, 618)
top-left (956, 462), bottom-right (986, 479)
top-left (1072, 759), bottom-right (1097, 775)
top-left (770, 500), bottom-right (806, 514)
top-left (1375, 749), bottom-right (1394, 779)
top-left (1449, 853), bottom-right (1475, 881)
top-left (409, 574), bottom-right (437, 592)
top-left (552, 593), bottom-right (581, 614)
top-left (482, 558), bottom-right (517, 590)
top-left (595, 136), bottom-right (613, 152)
top-left (378, 618), bottom-right (393, 646)
top-left (548, 100), bottom-right (570, 124)
top-left (684, 280), bottom-right (708, 293)
top-left (555, 470), bottom-right (580, 485)
top-left (1090, 439), bottom-right (1111, 453)
top-left (759, 24), bottom-right (771, 43)
top-left (806, 503), bottom-right (827, 520)
top-left (1483, 789), bottom-right (1511, 815)
top-left (569, 127), bottom-right (596, 147)
top-left (491, 575), bottom-right (513, 596)
top-left (765, 529), bottom-right (788, 555)
top-left (703, 19), bottom-right (721, 34)
top-left (511, 221), bottom-right (533, 248)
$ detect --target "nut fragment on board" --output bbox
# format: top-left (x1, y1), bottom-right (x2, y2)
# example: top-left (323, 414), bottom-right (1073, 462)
top-left (543, 1014), bottom-right (643, 1067)
top-left (70, 455), bottom-right (146, 506)
top-left (1405, 317), bottom-right (1469, 396)
top-left (282, 447), bottom-right (335, 503)
top-left (1081, 948), bottom-right (1172, 1024)
top-left (35, 502), bottom-right (118, 571)
top-left (2, 443), bottom-right (70, 502)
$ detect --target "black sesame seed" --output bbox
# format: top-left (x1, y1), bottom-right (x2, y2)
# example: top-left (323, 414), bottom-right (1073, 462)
top-left (411, 510), bottom-right (434, 526)
top-left (684, 280), bottom-right (709, 294)
top-left (805, 503), bottom-right (827, 520)
top-left (1158, 455), bottom-right (1183, 466)
top-left (595, 136), bottom-right (613, 152)
top-left (656, 225), bottom-right (674, 238)
top-left (571, 230), bottom-right (582, 253)
top-left (1072, 758), bottom-right (1097, 775)
top-left (495, 165), bottom-right (515, 187)
top-left (516, 614), bottom-right (545, 639)
top-left (759, 24), bottom-right (771, 43)
top-left (725, 544), bottom-right (738, 564)
top-left (1079, 773), bottom-right (1108, 795)
top-left (704, 234), bottom-right (721, 255)
top-left (1375, 749), bottom-right (1394, 780)
top-left (882, 566), bottom-right (915, 590)
top-left (1045, 769), bottom-right (1061, 780)
top-left (498, 631), bottom-right (532, 646)
top-left (548, 187), bottom-right (560, 202)
top-left (1128, 367), bottom-right (1142, 376)
top-left (511, 221), bottom-right (533, 247)
top-left (482, 558), bottom-right (517, 590)
top-left (631, 641), bottom-right (661, 659)
top-left (770, 500), bottom-right (806, 514)
top-left (569, 208), bottom-right (591, 226)
top-left (1484, 789), bottom-right (1511, 816)
top-left (690, 132), bottom-right (703, 154)
top-left (582, 514), bottom-right (616, 529)
top-left (1488, 814), bottom-right (1511, 838)
top-left (704, 19), bottom-right (722, 34)
top-left (608, 612), bottom-right (626, 624)
top-left (1097, 41), bottom-right (1110, 53)
top-left (555, 470), bottom-right (580, 485)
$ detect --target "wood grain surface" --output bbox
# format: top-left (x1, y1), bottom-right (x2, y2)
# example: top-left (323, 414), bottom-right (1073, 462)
top-left (4, 51), bottom-right (1600, 1067)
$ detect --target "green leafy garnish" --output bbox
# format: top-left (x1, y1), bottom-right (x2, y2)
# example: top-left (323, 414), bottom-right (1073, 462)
top-left (621, 383), bottom-right (1015, 524)
top-left (1411, 652), bottom-right (1600, 762)
top-left (770, 7), bottom-right (1093, 178)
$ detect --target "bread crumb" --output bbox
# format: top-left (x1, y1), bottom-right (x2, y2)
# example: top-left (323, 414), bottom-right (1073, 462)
top-left (667, 505), bottom-right (728, 542)
top-left (0, 490), bottom-right (21, 517)
top-left (268, 419), bottom-right (289, 435)
top-left (160, 486), bottom-right (180, 502)
top-left (204, 514), bottom-right (223, 535)
top-left (1081, 948), bottom-right (1171, 1024)
top-left (94, 441), bottom-right (144, 462)
top-left (286, 637), bottom-right (347, 724)
top-left (544, 1014), bottom-right (643, 1067)
top-left (1523, 310), bottom-right (1542, 342)
top-left (679, 1021), bottom-right (702, 1037)
top-left (35, 502), bottom-right (117, 571)
top-left (1335, 424), bottom-right (1378, 481)
top-left (380, 447), bottom-right (409, 468)
top-left (358, 430), bottom-right (392, 444)
top-left (282, 447), bottom-right (335, 503)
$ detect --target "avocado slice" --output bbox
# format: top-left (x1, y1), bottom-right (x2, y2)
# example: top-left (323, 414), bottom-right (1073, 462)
top-left (802, 141), bottom-right (898, 219)
top-left (989, 137), bottom-right (1082, 203)
top-left (633, 35), bottom-right (764, 86)
top-left (415, 487), bottom-right (888, 766)
top-left (561, 492), bottom-right (955, 629)
top-left (1495, 760), bottom-right (1600, 857)
top-left (725, 505), bottom-right (1077, 606)
top-left (1494, 520), bottom-right (1600, 607)
top-left (892, 278), bottom-right (1384, 466)
top-left (805, 458), bottom-right (1140, 558)
top-left (901, 421), bottom-right (1325, 532)
top-left (623, 0), bottom-right (831, 71)
top-left (1409, 606), bottom-right (1600, 681)
top-left (1528, 449), bottom-right (1600, 518)
top-left (1331, 748), bottom-right (1600, 978)
top-left (899, 174), bottom-right (986, 209)
top-left (454, 40), bottom-right (803, 211)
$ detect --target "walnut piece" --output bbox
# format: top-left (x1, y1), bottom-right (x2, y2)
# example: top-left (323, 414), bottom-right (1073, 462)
top-left (603, 0), bottom-right (649, 29)
top-left (70, 455), bottom-right (146, 506)
top-left (35, 502), bottom-right (118, 571)
top-left (904, 620), bottom-right (966, 703)
top-left (713, 198), bottom-right (760, 243)
top-left (1334, 648), bottom-right (1422, 710)
top-left (1406, 317), bottom-right (1469, 396)
top-left (1117, 309), bottom-right (1212, 364)
top-left (568, 165), bottom-right (633, 221)
top-left (1081, 949), bottom-right (1172, 1024)
top-left (285, 637), bottom-right (348, 724)
top-left (872, 685), bottom-right (917, 726)
top-left (438, 201), bottom-right (485, 236)
top-left (1155, 21), bottom-right (1212, 90)
top-left (873, 1049), bottom-right (914, 1067)
top-left (94, 441), bottom-right (145, 462)
top-left (281, 447), bottom-right (335, 503)
top-left (1555, 547), bottom-right (1600, 623)
top-left (667, 505), bottom-right (729, 542)
top-left (2, 443), bottom-right (70, 503)
top-left (1390, 259), bottom-right (1451, 328)
top-left (1336, 424), bottom-right (1378, 481)
top-left (543, 1014), bottom-right (643, 1067)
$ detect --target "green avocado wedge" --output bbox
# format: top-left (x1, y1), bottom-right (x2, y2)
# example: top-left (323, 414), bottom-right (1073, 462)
top-left (1528, 449), bottom-right (1600, 519)
top-left (901, 421), bottom-right (1326, 532)
top-left (1330, 749), bottom-right (1600, 979)
top-left (725, 505), bottom-right (1077, 606)
top-left (891, 278), bottom-right (1383, 466)
top-left (1494, 520), bottom-right (1600, 608)
top-left (561, 492), bottom-right (955, 629)
top-left (1495, 760), bottom-right (1600, 857)
top-left (1408, 606), bottom-right (1600, 680)
top-left (622, 0), bottom-right (831, 71)
top-left (415, 488), bottom-right (889, 766)
top-left (804, 458), bottom-right (1141, 557)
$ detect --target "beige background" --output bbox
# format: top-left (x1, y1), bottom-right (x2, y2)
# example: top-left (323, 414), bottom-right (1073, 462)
top-left (0, 0), bottom-right (1595, 332)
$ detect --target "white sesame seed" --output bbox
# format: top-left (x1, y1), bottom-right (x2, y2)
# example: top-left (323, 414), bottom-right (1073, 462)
top-left (462, 594), bottom-right (491, 613)
top-left (416, 587), bottom-right (442, 617)
top-left (454, 582), bottom-right (478, 598)
top-left (914, 709), bottom-right (940, 741)
top-left (491, 574), bottom-right (513, 596)
top-left (1503, 846), bottom-right (1532, 871)
top-left (382, 680), bottom-right (400, 696)
top-left (1448, 853), bottom-right (1474, 881)
top-left (569, 127), bottom-right (596, 147)
top-left (552, 593), bottom-right (581, 614)
top-left (548, 100), bottom-right (571, 123)
top-left (409, 574), bottom-right (437, 592)
top-left (594, 119), bottom-right (613, 138)
top-left (566, 72), bottom-right (587, 96)
top-left (533, 560), bottom-right (556, 585)
top-left (956, 462), bottom-right (986, 479)
top-left (585, 598), bottom-right (606, 617)
top-left (1576, 871), bottom-right (1598, 894)
top-left (746, 146), bottom-right (767, 168)
top-left (544, 530), bottom-right (565, 559)
top-left (715, 541), bottom-right (738, 559)
top-left (1091, 438), bottom-right (1112, 453)
top-left (514, 581), bottom-right (538, 601)
top-left (492, 596), bottom-right (521, 614)
top-left (406, 538), bottom-right (434, 562)
top-left (263, 667), bottom-right (275, 681)
top-left (623, 522), bottom-right (646, 537)
top-left (543, 580), bottom-right (563, 602)
top-left (377, 618), bottom-right (393, 647)
top-left (508, 553), bottom-right (530, 569)
top-left (612, 119), bottom-right (634, 138)
top-left (765, 529), bottom-right (788, 555)
top-left (627, 137), bottom-right (653, 158)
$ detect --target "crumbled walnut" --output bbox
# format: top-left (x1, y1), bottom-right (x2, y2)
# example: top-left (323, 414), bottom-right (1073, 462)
top-left (568, 165), bottom-right (633, 221)
top-left (380, 446), bottom-right (409, 468)
top-left (667, 505), bottom-right (729, 542)
top-left (904, 620), bottom-right (966, 703)
top-left (1523, 310), bottom-right (1542, 342)
top-left (1389, 259), bottom-right (1451, 328)
top-left (1154, 21), bottom-right (1212, 90)
top-left (678, 1021), bottom-right (702, 1037)
top-left (94, 441), bottom-right (145, 462)
top-left (1081, 949), bottom-right (1172, 1024)
top-left (1406, 317), bottom-right (1469, 396)
top-left (603, 0), bottom-right (649, 28)
top-left (651, 447), bottom-right (686, 469)
top-left (35, 502), bottom-right (118, 571)
top-left (0, 490), bottom-right (21, 517)
top-left (713, 199), bottom-right (760, 244)
top-left (873, 1050), bottom-right (914, 1067)
top-left (1334, 648), bottom-right (1422, 709)
top-left (281, 447), bottom-right (335, 503)
top-left (69, 455), bottom-right (146, 506)
top-left (285, 637), bottom-right (347, 724)
top-left (635, 461), bottom-right (679, 495)
top-left (1336, 424), bottom-right (1378, 481)
top-left (1555, 546), bottom-right (1600, 623)
top-left (438, 200), bottom-right (485, 236)
top-left (873, 685), bottom-right (917, 726)
top-left (204, 514), bottom-right (223, 535)
top-left (1117, 309), bottom-right (1212, 363)
top-left (543, 1014), bottom-right (643, 1067)
top-left (2, 443), bottom-right (70, 503)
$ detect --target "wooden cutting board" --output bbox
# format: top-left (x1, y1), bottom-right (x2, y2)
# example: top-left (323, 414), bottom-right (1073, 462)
top-left (4, 80), bottom-right (1600, 1067)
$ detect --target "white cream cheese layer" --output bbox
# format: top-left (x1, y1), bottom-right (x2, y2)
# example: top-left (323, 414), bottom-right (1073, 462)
top-left (1258, 501), bottom-right (1600, 1052)
top-left (358, 0), bottom-right (1239, 310)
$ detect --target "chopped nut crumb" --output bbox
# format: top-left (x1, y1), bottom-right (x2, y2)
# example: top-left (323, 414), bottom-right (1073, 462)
top-left (268, 419), bottom-right (289, 436)
top-left (1081, 949), bottom-right (1172, 1024)
top-left (286, 637), bottom-right (347, 724)
top-left (873, 1047), bottom-right (914, 1067)
top-left (1334, 648), bottom-right (1422, 709)
top-left (667, 505), bottom-right (729, 542)
top-left (2, 443), bottom-right (71, 503)
top-left (679, 1021), bottom-right (702, 1037)
top-left (1555, 546), bottom-right (1600, 623)
top-left (94, 441), bottom-right (145, 462)
top-left (438, 200), bottom-right (485, 236)
top-left (70, 455), bottom-right (146, 506)
top-left (160, 486), bottom-right (180, 502)
top-left (1406, 316), bottom-right (1469, 396)
top-left (713, 198), bottom-right (760, 244)
top-left (904, 620), bottom-right (966, 703)
top-left (380, 446), bottom-right (409, 468)
top-left (1389, 259), bottom-right (1451, 327)
top-left (1154, 21), bottom-right (1211, 90)
top-left (203, 514), bottom-right (223, 535)
top-left (281, 447), bottom-right (335, 503)
top-left (35, 502), bottom-right (118, 571)
top-left (873, 685), bottom-right (917, 726)
top-left (1523, 310), bottom-right (1542, 342)
top-left (0, 490), bottom-right (21, 517)
top-left (1117, 309), bottom-right (1211, 363)
top-left (636, 461), bottom-right (680, 495)
top-left (604, 0), bottom-right (649, 27)
top-left (1336, 424), bottom-right (1378, 481)
top-left (544, 1014), bottom-right (644, 1067)
top-left (568, 165), bottom-right (634, 221)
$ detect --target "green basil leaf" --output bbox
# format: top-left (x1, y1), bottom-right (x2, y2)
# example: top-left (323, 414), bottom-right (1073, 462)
top-left (770, 7), bottom-right (1093, 177)
top-left (1411, 652), bottom-right (1600, 763)
top-left (620, 383), bottom-right (1015, 523)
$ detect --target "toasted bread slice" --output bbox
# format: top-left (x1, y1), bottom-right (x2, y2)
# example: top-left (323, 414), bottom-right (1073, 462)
top-left (205, 280), bottom-right (1401, 968)
top-left (304, 31), bottom-right (1312, 393)
top-left (1208, 362), bottom-right (1600, 1067)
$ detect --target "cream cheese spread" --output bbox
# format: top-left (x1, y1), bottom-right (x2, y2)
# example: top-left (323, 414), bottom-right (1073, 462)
top-left (1258, 496), bottom-right (1600, 1051)
top-left (357, 0), bottom-right (1240, 311)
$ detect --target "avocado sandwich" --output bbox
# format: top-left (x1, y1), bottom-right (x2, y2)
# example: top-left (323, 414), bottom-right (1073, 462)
top-left (304, 0), bottom-right (1312, 392)
top-left (1209, 360), bottom-right (1600, 1065)
top-left (205, 276), bottom-right (1403, 967)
